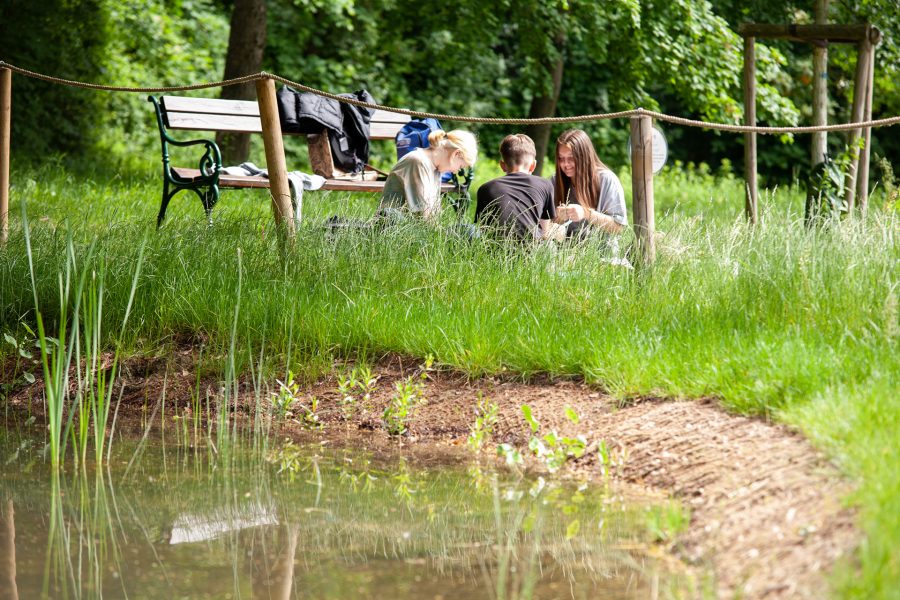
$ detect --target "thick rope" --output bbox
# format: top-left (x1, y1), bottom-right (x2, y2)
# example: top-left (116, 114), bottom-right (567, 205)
top-left (0, 61), bottom-right (261, 93)
top-left (2, 60), bottom-right (898, 134)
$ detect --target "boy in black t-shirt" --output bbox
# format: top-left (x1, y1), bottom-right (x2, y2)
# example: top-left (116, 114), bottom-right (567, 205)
top-left (475, 134), bottom-right (561, 242)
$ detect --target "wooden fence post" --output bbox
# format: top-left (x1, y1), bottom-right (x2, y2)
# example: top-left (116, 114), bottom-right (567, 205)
top-left (630, 114), bottom-right (655, 265)
top-left (811, 0), bottom-right (829, 169)
top-left (255, 77), bottom-right (294, 235)
top-left (856, 36), bottom-right (876, 213)
top-left (844, 34), bottom-right (872, 213)
top-left (743, 36), bottom-right (758, 224)
top-left (1, 67), bottom-right (11, 247)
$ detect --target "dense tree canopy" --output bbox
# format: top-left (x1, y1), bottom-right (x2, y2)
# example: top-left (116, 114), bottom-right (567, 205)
top-left (1, 0), bottom-right (896, 182)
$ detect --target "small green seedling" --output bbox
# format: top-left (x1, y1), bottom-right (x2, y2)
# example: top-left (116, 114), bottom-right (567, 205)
top-left (467, 394), bottom-right (499, 452)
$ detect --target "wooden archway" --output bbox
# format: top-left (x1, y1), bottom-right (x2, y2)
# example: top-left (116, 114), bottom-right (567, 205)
top-left (739, 23), bottom-right (882, 221)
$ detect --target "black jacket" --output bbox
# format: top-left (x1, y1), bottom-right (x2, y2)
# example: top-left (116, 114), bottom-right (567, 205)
top-left (277, 86), bottom-right (375, 173)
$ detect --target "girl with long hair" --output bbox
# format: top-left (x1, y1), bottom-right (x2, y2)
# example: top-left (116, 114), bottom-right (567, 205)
top-left (551, 129), bottom-right (627, 236)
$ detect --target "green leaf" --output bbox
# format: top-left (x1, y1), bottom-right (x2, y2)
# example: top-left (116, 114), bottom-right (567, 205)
top-left (3, 333), bottom-right (16, 347)
top-left (566, 519), bottom-right (580, 539)
top-left (564, 406), bottom-right (579, 424)
top-left (23, 372), bottom-right (36, 384)
top-left (521, 404), bottom-right (539, 433)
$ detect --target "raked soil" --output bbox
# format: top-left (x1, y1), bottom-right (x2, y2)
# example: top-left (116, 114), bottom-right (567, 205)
top-left (4, 350), bottom-right (859, 599)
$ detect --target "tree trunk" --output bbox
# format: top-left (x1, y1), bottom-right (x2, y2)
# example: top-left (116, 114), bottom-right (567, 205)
top-left (524, 34), bottom-right (565, 176)
top-left (217, 0), bottom-right (268, 166)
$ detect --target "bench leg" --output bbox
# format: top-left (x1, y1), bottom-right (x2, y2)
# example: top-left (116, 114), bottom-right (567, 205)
top-left (158, 183), bottom-right (220, 228)
top-left (157, 181), bottom-right (175, 228)
top-left (200, 185), bottom-right (219, 227)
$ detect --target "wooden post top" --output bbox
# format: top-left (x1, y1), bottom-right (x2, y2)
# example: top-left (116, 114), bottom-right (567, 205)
top-left (737, 23), bottom-right (882, 45)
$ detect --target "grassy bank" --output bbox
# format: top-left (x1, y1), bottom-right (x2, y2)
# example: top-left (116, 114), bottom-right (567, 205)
top-left (1, 162), bottom-right (898, 597)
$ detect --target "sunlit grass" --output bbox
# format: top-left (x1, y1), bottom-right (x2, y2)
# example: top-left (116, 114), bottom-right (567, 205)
top-left (1, 162), bottom-right (898, 598)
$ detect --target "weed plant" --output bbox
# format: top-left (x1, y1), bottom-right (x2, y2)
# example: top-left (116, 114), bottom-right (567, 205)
top-left (1, 163), bottom-right (898, 597)
top-left (467, 394), bottom-right (499, 452)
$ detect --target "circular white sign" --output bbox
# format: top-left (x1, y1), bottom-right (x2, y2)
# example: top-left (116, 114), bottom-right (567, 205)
top-left (650, 126), bottom-right (668, 174)
top-left (626, 126), bottom-right (669, 174)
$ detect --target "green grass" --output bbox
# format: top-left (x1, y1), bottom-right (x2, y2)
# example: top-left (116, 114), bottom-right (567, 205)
top-left (1, 161), bottom-right (898, 598)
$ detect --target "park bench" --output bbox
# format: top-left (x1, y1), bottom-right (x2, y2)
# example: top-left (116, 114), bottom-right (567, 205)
top-left (149, 94), bottom-right (470, 226)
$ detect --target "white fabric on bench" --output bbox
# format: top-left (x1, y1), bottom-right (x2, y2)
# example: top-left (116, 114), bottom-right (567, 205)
top-left (221, 162), bottom-right (326, 222)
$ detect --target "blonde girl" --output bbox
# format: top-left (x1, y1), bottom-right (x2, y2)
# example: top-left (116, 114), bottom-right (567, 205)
top-left (380, 129), bottom-right (477, 219)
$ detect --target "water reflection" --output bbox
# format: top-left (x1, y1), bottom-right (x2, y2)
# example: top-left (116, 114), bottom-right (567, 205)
top-left (0, 432), bottom-right (693, 599)
top-left (1, 496), bottom-right (17, 600)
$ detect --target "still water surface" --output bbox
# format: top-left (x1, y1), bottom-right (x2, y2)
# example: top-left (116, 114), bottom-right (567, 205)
top-left (0, 431), bottom-right (689, 599)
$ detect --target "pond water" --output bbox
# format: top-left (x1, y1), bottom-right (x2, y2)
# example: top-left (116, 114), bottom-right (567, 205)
top-left (0, 430), bottom-right (694, 599)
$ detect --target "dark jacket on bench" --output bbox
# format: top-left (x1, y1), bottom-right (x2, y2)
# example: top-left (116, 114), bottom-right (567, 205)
top-left (277, 86), bottom-right (375, 173)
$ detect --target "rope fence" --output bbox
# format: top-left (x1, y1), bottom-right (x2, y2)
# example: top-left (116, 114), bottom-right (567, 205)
top-left (0, 59), bottom-right (894, 259)
top-left (2, 61), bottom-right (899, 134)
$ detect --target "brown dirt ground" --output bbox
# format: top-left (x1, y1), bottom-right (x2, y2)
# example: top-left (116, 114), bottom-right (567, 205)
top-left (3, 350), bottom-right (858, 599)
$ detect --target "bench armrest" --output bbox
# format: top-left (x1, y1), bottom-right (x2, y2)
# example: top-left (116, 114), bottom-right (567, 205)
top-left (149, 95), bottom-right (222, 178)
top-left (165, 137), bottom-right (222, 176)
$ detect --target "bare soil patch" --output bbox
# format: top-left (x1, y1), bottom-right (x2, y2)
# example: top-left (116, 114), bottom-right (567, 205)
top-left (3, 351), bottom-right (858, 599)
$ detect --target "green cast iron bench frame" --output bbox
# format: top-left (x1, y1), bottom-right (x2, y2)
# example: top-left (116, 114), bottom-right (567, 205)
top-left (149, 95), bottom-right (472, 227)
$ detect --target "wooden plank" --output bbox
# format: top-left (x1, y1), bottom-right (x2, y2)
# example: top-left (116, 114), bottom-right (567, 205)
top-left (0, 68), bottom-right (9, 246)
top-left (162, 96), bottom-right (260, 117)
top-left (166, 112), bottom-right (403, 139)
top-left (371, 109), bottom-right (409, 124)
top-left (630, 115), bottom-right (656, 265)
top-left (256, 78), bottom-right (294, 234)
top-left (166, 110), bottom-right (402, 140)
top-left (743, 37), bottom-right (758, 225)
top-left (163, 96), bottom-right (406, 140)
top-left (173, 168), bottom-right (458, 195)
top-left (737, 23), bottom-right (871, 43)
top-left (369, 121), bottom-right (406, 139)
top-left (162, 98), bottom-right (406, 125)
top-left (166, 112), bottom-right (263, 134)
top-left (171, 168), bottom-right (265, 188)
top-left (308, 132), bottom-right (335, 178)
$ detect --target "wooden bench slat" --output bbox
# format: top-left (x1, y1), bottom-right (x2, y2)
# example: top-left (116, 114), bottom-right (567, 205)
top-left (162, 96), bottom-right (260, 117)
top-left (167, 112), bottom-right (406, 140)
top-left (166, 112), bottom-right (264, 134)
top-left (172, 167), bottom-right (455, 194)
top-left (163, 98), bottom-right (407, 127)
top-left (370, 109), bottom-right (410, 124)
top-left (370, 122), bottom-right (405, 139)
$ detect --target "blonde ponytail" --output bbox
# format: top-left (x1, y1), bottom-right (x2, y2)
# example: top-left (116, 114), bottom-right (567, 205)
top-left (428, 129), bottom-right (448, 146)
top-left (430, 129), bottom-right (478, 167)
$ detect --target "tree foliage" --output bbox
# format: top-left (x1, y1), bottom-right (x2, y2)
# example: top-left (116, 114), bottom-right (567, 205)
top-left (1, 0), bottom-right (896, 180)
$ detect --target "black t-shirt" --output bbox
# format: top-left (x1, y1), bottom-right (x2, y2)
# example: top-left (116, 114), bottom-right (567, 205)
top-left (474, 172), bottom-right (556, 241)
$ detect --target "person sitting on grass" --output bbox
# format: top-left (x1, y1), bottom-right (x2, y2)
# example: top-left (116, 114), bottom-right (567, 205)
top-left (379, 129), bottom-right (478, 222)
top-left (474, 133), bottom-right (563, 242)
top-left (551, 128), bottom-right (627, 240)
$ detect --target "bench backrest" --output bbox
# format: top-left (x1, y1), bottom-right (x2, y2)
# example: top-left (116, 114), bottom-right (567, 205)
top-left (160, 96), bottom-right (410, 139)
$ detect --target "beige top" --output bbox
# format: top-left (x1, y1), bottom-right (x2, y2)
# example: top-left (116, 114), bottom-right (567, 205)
top-left (379, 149), bottom-right (442, 216)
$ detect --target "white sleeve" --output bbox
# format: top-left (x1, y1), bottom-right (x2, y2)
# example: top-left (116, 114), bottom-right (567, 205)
top-left (596, 170), bottom-right (627, 226)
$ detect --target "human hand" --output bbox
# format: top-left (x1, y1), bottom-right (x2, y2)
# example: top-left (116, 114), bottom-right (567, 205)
top-left (546, 223), bottom-right (566, 241)
top-left (567, 204), bottom-right (585, 221)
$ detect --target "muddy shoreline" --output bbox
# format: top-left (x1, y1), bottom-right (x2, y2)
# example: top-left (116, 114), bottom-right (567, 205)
top-left (3, 351), bottom-right (858, 599)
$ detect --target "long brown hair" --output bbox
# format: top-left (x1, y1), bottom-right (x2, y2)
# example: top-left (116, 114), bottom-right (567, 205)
top-left (553, 129), bottom-right (609, 211)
